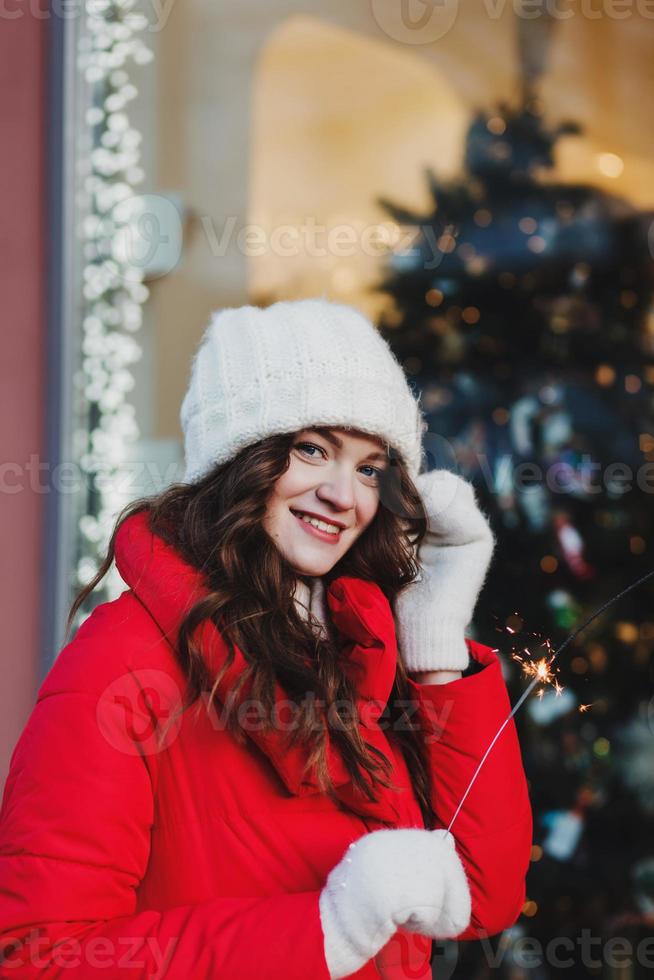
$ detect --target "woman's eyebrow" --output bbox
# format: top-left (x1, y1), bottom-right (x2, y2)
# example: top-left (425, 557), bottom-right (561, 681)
top-left (305, 428), bottom-right (388, 463)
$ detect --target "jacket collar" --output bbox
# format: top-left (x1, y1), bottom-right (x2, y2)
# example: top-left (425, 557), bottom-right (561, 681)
top-left (114, 510), bottom-right (406, 823)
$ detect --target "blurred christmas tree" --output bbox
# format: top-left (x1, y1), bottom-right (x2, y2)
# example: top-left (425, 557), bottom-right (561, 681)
top-left (374, 8), bottom-right (654, 978)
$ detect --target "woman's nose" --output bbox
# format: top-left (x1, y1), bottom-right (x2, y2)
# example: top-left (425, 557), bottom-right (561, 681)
top-left (315, 470), bottom-right (356, 512)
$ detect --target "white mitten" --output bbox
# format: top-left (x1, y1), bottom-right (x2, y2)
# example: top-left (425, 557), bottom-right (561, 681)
top-left (318, 828), bottom-right (471, 979)
top-left (394, 469), bottom-right (495, 673)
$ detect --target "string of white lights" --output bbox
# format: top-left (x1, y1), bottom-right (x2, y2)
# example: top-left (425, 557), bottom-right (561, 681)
top-left (73, 0), bottom-right (154, 612)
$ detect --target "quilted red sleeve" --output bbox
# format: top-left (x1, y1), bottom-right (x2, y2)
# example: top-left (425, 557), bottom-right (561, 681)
top-left (407, 638), bottom-right (533, 941)
top-left (0, 687), bottom-right (333, 979)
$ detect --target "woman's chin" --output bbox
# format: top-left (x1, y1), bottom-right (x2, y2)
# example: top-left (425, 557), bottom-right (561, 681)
top-left (291, 563), bottom-right (328, 578)
top-left (288, 553), bottom-right (335, 579)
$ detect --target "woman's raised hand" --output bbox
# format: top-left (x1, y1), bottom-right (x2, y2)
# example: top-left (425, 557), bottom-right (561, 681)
top-left (394, 469), bottom-right (495, 674)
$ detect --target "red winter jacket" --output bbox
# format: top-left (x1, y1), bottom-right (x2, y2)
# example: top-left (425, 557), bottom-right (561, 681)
top-left (0, 510), bottom-right (532, 979)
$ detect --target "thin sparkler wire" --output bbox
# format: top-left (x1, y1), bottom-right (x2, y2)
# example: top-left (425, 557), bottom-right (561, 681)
top-left (445, 567), bottom-right (654, 834)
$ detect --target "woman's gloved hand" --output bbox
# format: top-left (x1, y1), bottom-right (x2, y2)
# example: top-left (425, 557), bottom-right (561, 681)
top-left (394, 468), bottom-right (495, 673)
top-left (318, 827), bottom-right (471, 979)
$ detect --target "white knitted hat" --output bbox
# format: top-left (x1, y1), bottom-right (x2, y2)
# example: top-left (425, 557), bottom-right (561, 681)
top-left (180, 297), bottom-right (426, 484)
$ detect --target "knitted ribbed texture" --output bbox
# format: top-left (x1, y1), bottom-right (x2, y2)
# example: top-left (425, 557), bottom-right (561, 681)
top-left (180, 298), bottom-right (426, 484)
top-left (394, 470), bottom-right (495, 673)
top-left (318, 828), bottom-right (472, 979)
top-left (292, 576), bottom-right (331, 641)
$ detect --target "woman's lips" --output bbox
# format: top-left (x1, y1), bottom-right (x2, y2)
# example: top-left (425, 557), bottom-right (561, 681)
top-left (291, 509), bottom-right (342, 544)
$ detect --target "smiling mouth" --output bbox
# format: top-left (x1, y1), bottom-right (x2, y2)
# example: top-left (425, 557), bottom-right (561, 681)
top-left (290, 508), bottom-right (344, 536)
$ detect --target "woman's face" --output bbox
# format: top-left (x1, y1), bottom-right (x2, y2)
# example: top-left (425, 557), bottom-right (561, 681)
top-left (263, 426), bottom-right (389, 577)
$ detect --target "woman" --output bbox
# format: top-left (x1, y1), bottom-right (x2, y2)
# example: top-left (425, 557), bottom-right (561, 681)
top-left (0, 298), bottom-right (532, 979)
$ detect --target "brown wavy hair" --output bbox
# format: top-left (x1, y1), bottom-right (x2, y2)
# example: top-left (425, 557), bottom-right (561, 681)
top-left (66, 427), bottom-right (436, 827)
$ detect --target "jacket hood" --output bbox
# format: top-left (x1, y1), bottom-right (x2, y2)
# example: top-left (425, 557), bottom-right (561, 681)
top-left (114, 509), bottom-right (408, 824)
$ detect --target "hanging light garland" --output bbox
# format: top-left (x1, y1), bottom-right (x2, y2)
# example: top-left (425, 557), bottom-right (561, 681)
top-left (73, 0), bottom-right (154, 615)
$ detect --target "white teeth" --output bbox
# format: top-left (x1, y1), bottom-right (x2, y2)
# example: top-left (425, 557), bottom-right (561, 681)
top-left (294, 511), bottom-right (341, 534)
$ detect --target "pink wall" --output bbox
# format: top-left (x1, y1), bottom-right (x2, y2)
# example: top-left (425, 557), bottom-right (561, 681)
top-left (0, 7), bottom-right (47, 792)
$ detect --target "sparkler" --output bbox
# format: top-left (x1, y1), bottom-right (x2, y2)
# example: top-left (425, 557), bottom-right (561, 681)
top-left (445, 567), bottom-right (654, 834)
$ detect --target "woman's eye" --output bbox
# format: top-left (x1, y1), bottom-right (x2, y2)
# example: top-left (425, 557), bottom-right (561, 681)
top-left (295, 441), bottom-right (325, 459)
top-left (295, 442), bottom-right (383, 481)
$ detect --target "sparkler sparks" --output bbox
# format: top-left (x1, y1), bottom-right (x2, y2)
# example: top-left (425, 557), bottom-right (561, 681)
top-left (511, 651), bottom-right (556, 685)
top-left (501, 619), bottom-right (571, 704)
top-left (446, 567), bottom-right (654, 835)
